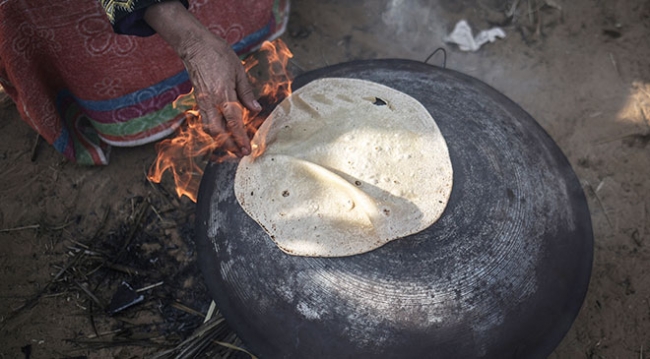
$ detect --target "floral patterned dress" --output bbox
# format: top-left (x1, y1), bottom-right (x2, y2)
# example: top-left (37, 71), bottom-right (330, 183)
top-left (0, 0), bottom-right (289, 164)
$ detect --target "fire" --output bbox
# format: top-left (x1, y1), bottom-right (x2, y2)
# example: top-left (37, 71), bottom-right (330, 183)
top-left (147, 39), bottom-right (293, 202)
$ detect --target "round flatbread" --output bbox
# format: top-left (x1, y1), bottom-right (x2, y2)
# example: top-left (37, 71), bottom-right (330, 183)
top-left (234, 78), bottom-right (452, 257)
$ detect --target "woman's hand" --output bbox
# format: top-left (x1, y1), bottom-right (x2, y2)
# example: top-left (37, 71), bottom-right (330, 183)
top-left (178, 31), bottom-right (261, 156)
top-left (144, 1), bottom-right (259, 156)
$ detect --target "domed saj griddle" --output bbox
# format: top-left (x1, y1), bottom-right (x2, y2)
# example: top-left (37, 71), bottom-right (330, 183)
top-left (195, 59), bottom-right (593, 359)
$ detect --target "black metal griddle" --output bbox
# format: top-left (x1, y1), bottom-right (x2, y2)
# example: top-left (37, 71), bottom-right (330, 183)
top-left (195, 59), bottom-right (593, 359)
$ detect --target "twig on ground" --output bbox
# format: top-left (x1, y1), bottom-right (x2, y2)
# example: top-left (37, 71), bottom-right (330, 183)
top-left (149, 203), bottom-right (166, 223)
top-left (104, 263), bottom-right (139, 275)
top-left (212, 339), bottom-right (258, 359)
top-left (68, 238), bottom-right (90, 249)
top-left (51, 220), bottom-right (75, 231)
top-left (86, 263), bottom-right (105, 277)
top-left (117, 198), bottom-right (149, 256)
top-left (42, 292), bottom-right (68, 298)
top-left (582, 179), bottom-right (613, 229)
top-left (1, 221), bottom-right (74, 234)
top-left (170, 301), bottom-right (205, 318)
top-left (74, 281), bottom-right (105, 308)
top-left (149, 317), bottom-right (224, 359)
top-left (30, 133), bottom-right (42, 162)
top-left (86, 328), bottom-right (124, 339)
top-left (89, 301), bottom-right (99, 338)
top-left (596, 132), bottom-right (650, 146)
top-left (66, 245), bottom-right (103, 257)
top-left (146, 172), bottom-right (181, 208)
top-left (609, 52), bottom-right (622, 79)
top-left (506, 0), bottom-right (521, 18)
top-left (0, 224), bottom-right (40, 233)
top-left (204, 300), bottom-right (217, 323)
top-left (147, 197), bottom-right (175, 226)
top-left (135, 281), bottom-right (164, 293)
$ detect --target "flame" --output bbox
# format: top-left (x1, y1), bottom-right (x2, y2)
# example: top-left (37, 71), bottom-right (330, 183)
top-left (147, 39), bottom-right (293, 202)
top-left (243, 39), bottom-right (293, 158)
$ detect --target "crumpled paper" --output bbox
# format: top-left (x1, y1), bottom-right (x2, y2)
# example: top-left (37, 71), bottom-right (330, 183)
top-left (444, 20), bottom-right (506, 52)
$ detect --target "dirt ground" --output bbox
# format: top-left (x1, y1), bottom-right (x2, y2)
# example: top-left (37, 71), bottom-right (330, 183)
top-left (1, 0), bottom-right (649, 358)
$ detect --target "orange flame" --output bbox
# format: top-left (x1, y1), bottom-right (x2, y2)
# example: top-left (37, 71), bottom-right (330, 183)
top-left (147, 39), bottom-right (293, 202)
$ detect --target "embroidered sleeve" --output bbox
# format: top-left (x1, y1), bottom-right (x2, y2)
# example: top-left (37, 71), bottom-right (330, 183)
top-left (98, 0), bottom-right (189, 36)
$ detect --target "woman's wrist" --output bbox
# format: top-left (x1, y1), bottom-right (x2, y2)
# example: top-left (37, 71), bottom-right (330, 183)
top-left (144, 1), bottom-right (226, 58)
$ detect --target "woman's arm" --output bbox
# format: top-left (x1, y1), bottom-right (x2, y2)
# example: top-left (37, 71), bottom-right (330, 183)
top-left (99, 0), bottom-right (189, 36)
top-left (144, 1), bottom-right (260, 156)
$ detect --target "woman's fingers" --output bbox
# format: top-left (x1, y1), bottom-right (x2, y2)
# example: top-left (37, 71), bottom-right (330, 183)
top-left (220, 100), bottom-right (251, 155)
top-left (197, 94), bottom-right (241, 155)
top-left (236, 68), bottom-right (261, 112)
top-left (198, 89), bottom-right (253, 157)
top-left (198, 96), bottom-right (223, 134)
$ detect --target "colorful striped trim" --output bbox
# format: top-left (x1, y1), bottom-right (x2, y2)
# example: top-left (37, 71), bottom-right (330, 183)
top-left (99, 115), bottom-right (184, 146)
top-left (81, 81), bottom-right (192, 124)
top-left (71, 117), bottom-right (108, 165)
top-left (61, 94), bottom-right (193, 138)
top-left (56, 71), bottom-right (190, 112)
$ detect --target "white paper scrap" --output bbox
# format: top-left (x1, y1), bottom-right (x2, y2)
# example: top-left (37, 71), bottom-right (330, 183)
top-left (444, 20), bottom-right (506, 52)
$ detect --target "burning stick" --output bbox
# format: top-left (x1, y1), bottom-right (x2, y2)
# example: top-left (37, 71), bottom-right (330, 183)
top-left (147, 39), bottom-right (293, 202)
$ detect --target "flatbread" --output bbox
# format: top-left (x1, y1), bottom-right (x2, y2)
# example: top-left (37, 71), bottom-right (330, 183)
top-left (234, 78), bottom-right (452, 257)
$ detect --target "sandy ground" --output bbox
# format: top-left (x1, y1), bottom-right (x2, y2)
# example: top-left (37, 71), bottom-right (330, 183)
top-left (1, 0), bottom-right (649, 358)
